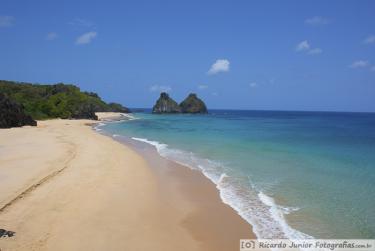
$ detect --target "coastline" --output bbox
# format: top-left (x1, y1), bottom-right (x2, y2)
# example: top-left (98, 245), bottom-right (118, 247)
top-left (97, 112), bottom-right (256, 246)
top-left (105, 128), bottom-right (256, 250)
top-left (0, 113), bottom-right (254, 251)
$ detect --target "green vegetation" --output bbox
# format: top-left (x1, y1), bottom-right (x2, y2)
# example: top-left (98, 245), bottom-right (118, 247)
top-left (0, 80), bottom-right (130, 120)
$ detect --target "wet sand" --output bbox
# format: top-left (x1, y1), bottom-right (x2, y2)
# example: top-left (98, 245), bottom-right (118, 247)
top-left (109, 132), bottom-right (256, 250)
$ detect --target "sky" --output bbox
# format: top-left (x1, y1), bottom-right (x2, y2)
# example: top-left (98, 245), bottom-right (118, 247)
top-left (0, 0), bottom-right (375, 112)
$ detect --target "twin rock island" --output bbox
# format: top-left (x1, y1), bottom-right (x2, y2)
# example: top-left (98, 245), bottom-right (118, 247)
top-left (152, 92), bottom-right (207, 114)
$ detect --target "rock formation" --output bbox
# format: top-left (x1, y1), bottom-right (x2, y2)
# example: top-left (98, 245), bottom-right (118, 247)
top-left (179, 93), bottom-right (207, 113)
top-left (70, 103), bottom-right (98, 120)
top-left (0, 93), bottom-right (37, 128)
top-left (152, 92), bottom-right (181, 113)
top-left (152, 92), bottom-right (208, 114)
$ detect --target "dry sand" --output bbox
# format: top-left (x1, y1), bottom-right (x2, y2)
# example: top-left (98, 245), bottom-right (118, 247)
top-left (96, 112), bottom-right (133, 121)
top-left (0, 115), bottom-right (254, 251)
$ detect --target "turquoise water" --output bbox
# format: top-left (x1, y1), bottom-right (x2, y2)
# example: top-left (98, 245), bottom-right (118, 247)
top-left (99, 110), bottom-right (375, 239)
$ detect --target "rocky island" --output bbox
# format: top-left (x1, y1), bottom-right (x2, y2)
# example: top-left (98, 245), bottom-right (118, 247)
top-left (152, 92), bottom-right (182, 113)
top-left (180, 93), bottom-right (207, 113)
top-left (152, 92), bottom-right (207, 114)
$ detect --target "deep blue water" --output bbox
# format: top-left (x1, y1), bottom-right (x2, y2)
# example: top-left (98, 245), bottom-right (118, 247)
top-left (99, 110), bottom-right (375, 239)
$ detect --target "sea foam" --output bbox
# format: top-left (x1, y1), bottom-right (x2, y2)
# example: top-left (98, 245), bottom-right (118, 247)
top-left (93, 122), bottom-right (106, 131)
top-left (131, 136), bottom-right (313, 240)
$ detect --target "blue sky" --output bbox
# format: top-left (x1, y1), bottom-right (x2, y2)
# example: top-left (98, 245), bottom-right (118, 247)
top-left (0, 0), bottom-right (375, 112)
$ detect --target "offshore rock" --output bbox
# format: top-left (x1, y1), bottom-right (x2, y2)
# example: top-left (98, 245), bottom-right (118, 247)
top-left (179, 93), bottom-right (207, 113)
top-left (152, 92), bottom-right (181, 113)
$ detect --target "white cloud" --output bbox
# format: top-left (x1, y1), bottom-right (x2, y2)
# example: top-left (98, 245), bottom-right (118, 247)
top-left (305, 16), bottom-right (330, 25)
top-left (296, 41), bottom-right (322, 55)
top-left (249, 82), bottom-right (257, 88)
top-left (207, 59), bottom-right (230, 75)
top-left (46, 32), bottom-right (58, 41)
top-left (296, 40), bottom-right (310, 51)
top-left (76, 31), bottom-right (97, 45)
top-left (308, 48), bottom-right (322, 55)
top-left (349, 60), bottom-right (369, 68)
top-left (364, 35), bottom-right (375, 44)
top-left (149, 85), bottom-right (172, 93)
top-left (198, 85), bottom-right (208, 90)
top-left (0, 15), bottom-right (14, 27)
top-left (211, 92), bottom-right (218, 96)
top-left (69, 18), bottom-right (94, 27)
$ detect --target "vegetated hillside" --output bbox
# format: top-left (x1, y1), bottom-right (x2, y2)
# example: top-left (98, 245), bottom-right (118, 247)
top-left (0, 80), bottom-right (130, 120)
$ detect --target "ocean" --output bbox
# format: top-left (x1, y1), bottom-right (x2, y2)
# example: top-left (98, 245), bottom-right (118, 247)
top-left (97, 110), bottom-right (375, 239)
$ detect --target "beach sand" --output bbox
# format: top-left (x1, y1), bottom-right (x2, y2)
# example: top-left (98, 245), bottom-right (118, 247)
top-left (96, 112), bottom-right (133, 121)
top-left (0, 114), bottom-right (254, 251)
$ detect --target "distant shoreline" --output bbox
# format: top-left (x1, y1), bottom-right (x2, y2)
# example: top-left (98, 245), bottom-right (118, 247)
top-left (130, 107), bottom-right (375, 115)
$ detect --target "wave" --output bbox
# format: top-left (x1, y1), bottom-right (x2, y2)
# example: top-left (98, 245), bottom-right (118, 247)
top-left (93, 122), bottom-right (106, 131)
top-left (121, 113), bottom-right (138, 121)
top-left (131, 136), bottom-right (313, 240)
top-left (93, 114), bottom-right (139, 132)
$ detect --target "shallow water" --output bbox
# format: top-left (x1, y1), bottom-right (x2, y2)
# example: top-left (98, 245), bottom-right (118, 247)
top-left (99, 110), bottom-right (375, 239)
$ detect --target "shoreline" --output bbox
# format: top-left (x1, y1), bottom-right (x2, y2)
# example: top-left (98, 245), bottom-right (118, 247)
top-left (103, 129), bottom-right (256, 249)
top-left (97, 113), bottom-right (257, 247)
top-left (0, 114), bottom-right (254, 251)
top-left (96, 112), bottom-right (257, 241)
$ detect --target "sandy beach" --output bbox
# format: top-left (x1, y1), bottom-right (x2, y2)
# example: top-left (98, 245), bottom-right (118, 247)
top-left (0, 114), bottom-right (254, 251)
top-left (95, 112), bottom-right (134, 121)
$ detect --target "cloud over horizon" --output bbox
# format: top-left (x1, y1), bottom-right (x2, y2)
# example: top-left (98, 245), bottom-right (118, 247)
top-left (296, 40), bottom-right (310, 51)
top-left (349, 60), bottom-right (369, 68)
top-left (198, 85), bottom-right (208, 90)
top-left (149, 85), bottom-right (172, 93)
top-left (0, 15), bottom-right (14, 27)
top-left (76, 31), bottom-right (97, 45)
top-left (208, 59), bottom-right (230, 75)
top-left (296, 40), bottom-right (322, 55)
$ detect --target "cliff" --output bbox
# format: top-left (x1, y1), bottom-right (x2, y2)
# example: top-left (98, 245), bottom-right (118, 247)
top-left (152, 92), bottom-right (181, 113)
top-left (179, 93), bottom-right (207, 113)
